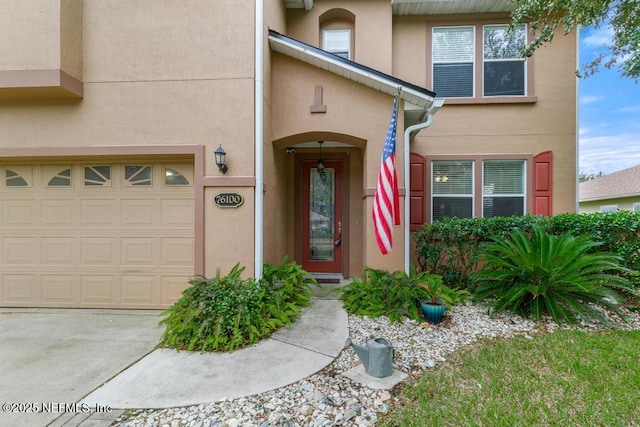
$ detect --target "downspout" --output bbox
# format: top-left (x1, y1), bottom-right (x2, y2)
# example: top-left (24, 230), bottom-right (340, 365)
top-left (575, 25), bottom-right (581, 213)
top-left (254, 0), bottom-right (264, 279)
top-left (403, 99), bottom-right (444, 275)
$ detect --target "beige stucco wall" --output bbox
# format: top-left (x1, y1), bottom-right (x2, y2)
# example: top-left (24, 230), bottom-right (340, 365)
top-left (0, 0), bottom-right (258, 277)
top-left (286, 0), bottom-right (393, 73)
top-left (262, 0), bottom-right (290, 266)
top-left (0, 0), bottom-right (82, 78)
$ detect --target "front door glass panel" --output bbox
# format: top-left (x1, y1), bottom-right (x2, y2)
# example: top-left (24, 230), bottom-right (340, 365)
top-left (309, 168), bottom-right (335, 261)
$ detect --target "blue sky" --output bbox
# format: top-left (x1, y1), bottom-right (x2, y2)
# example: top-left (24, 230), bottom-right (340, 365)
top-left (578, 26), bottom-right (640, 175)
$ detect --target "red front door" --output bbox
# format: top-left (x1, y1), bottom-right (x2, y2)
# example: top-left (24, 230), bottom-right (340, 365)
top-left (301, 160), bottom-right (343, 273)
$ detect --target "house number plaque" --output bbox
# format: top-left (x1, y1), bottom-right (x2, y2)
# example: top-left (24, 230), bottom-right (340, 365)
top-left (214, 192), bottom-right (244, 208)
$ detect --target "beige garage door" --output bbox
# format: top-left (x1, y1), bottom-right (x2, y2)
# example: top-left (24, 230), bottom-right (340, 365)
top-left (0, 160), bottom-right (195, 309)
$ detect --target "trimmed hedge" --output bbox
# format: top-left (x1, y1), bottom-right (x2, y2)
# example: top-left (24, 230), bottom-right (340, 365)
top-left (415, 212), bottom-right (640, 290)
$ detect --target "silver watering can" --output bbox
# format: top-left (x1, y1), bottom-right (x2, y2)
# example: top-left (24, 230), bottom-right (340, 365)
top-left (345, 337), bottom-right (394, 378)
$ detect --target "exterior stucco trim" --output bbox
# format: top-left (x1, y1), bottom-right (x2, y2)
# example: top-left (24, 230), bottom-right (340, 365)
top-left (0, 69), bottom-right (83, 98)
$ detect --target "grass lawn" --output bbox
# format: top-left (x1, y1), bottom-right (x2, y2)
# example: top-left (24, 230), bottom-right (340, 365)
top-left (380, 329), bottom-right (640, 426)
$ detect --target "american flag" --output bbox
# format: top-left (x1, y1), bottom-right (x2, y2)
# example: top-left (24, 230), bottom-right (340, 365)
top-left (372, 95), bottom-right (401, 255)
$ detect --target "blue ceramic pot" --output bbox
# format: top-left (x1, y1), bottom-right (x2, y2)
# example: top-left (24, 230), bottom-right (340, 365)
top-left (421, 301), bottom-right (446, 324)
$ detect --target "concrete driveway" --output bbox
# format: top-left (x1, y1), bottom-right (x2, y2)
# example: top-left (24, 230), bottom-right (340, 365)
top-left (0, 308), bottom-right (163, 427)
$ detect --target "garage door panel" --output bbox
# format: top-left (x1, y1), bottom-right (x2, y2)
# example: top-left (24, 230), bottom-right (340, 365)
top-left (121, 199), bottom-right (159, 227)
top-left (2, 200), bottom-right (35, 226)
top-left (161, 238), bottom-right (194, 265)
top-left (3, 237), bottom-right (37, 264)
top-left (41, 275), bottom-right (76, 303)
top-left (81, 275), bottom-right (119, 305)
top-left (41, 237), bottom-right (76, 265)
top-left (81, 237), bottom-right (117, 265)
top-left (161, 276), bottom-right (189, 305)
top-left (121, 238), bottom-right (157, 266)
top-left (121, 276), bottom-right (156, 306)
top-left (162, 199), bottom-right (194, 227)
top-left (2, 275), bottom-right (39, 302)
top-left (81, 200), bottom-right (118, 227)
top-left (41, 199), bottom-right (77, 227)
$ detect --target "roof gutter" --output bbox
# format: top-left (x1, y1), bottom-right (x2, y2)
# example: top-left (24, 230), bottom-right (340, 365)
top-left (403, 98), bottom-right (444, 275)
top-left (255, 0), bottom-right (264, 279)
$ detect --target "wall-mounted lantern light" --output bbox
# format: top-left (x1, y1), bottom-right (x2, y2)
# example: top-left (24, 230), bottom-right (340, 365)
top-left (215, 144), bottom-right (228, 174)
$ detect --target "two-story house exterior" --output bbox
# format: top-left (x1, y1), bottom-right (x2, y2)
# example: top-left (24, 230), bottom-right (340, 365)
top-left (0, 0), bottom-right (577, 309)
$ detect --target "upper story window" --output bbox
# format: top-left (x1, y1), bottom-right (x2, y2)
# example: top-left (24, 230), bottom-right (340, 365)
top-left (433, 26), bottom-right (475, 97)
top-left (322, 29), bottom-right (351, 59)
top-left (483, 25), bottom-right (526, 96)
top-left (432, 24), bottom-right (527, 99)
top-left (320, 8), bottom-right (355, 61)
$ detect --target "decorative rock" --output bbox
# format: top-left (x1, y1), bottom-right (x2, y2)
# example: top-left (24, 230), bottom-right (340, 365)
top-left (114, 302), bottom-right (640, 427)
top-left (223, 418), bottom-right (239, 427)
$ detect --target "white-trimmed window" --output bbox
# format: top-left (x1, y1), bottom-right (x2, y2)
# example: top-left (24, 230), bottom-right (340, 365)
top-left (432, 24), bottom-right (527, 98)
top-left (431, 159), bottom-right (526, 220)
top-left (482, 160), bottom-right (525, 217)
top-left (322, 29), bottom-right (351, 59)
top-left (600, 205), bottom-right (618, 213)
top-left (634, 202), bottom-right (640, 212)
top-left (431, 160), bottom-right (474, 220)
top-left (432, 26), bottom-right (475, 98)
top-left (483, 24), bottom-right (526, 96)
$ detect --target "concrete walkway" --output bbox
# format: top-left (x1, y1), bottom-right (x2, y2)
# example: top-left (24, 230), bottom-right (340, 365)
top-left (42, 299), bottom-right (346, 426)
top-left (81, 299), bottom-right (348, 410)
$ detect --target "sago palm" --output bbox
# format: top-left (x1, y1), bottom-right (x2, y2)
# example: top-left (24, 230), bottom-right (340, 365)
top-left (472, 225), bottom-right (633, 325)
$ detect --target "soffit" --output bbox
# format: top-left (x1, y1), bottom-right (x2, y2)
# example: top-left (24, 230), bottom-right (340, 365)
top-left (284, 0), bottom-right (514, 14)
top-left (391, 0), bottom-right (514, 15)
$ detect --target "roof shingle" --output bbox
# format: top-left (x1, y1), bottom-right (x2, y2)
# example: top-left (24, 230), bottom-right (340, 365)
top-left (579, 165), bottom-right (640, 201)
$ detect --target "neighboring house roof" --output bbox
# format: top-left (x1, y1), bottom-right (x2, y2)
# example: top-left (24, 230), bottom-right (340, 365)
top-left (268, 30), bottom-right (443, 123)
top-left (579, 165), bottom-right (640, 201)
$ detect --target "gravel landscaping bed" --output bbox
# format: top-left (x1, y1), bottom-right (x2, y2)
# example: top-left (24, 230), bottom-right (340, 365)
top-left (114, 302), bottom-right (640, 427)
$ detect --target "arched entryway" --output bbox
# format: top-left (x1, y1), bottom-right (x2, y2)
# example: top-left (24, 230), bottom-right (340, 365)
top-left (273, 134), bottom-right (366, 279)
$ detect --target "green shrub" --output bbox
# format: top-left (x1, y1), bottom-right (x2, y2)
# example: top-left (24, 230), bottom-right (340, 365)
top-left (415, 215), bottom-right (549, 289)
top-left (159, 259), bottom-right (318, 352)
top-left (414, 212), bottom-right (640, 290)
top-left (337, 267), bottom-right (466, 323)
top-left (472, 226), bottom-right (634, 325)
top-left (549, 211), bottom-right (640, 287)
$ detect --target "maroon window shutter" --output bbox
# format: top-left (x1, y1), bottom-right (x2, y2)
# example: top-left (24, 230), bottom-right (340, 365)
top-left (533, 150), bottom-right (553, 216)
top-left (410, 153), bottom-right (426, 230)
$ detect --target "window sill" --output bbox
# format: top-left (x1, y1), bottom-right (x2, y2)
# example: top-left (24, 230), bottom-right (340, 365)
top-left (441, 96), bottom-right (538, 105)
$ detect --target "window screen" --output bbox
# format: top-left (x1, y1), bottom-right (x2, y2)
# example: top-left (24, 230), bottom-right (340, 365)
top-left (322, 30), bottom-right (351, 59)
top-left (483, 25), bottom-right (526, 96)
top-left (433, 27), bottom-right (474, 97)
top-left (483, 160), bottom-right (525, 217)
top-left (432, 160), bottom-right (474, 220)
